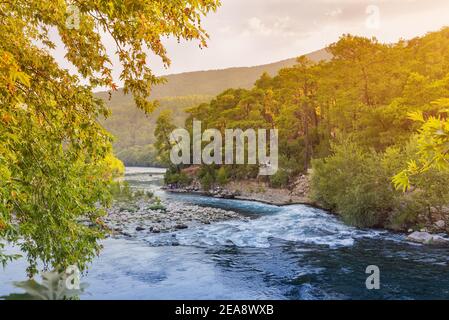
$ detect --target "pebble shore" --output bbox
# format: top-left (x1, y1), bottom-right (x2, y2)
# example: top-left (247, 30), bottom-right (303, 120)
top-left (105, 199), bottom-right (245, 238)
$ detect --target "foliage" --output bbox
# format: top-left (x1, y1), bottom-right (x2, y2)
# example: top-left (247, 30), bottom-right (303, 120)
top-left (0, 243), bottom-right (21, 269)
top-left (216, 167), bottom-right (229, 186)
top-left (164, 169), bottom-right (193, 187)
top-left (179, 28), bottom-right (449, 229)
top-left (147, 197), bottom-right (166, 212)
top-left (269, 169), bottom-right (290, 188)
top-left (97, 49), bottom-right (331, 162)
top-left (186, 28), bottom-right (449, 182)
top-left (382, 140), bottom-right (449, 228)
top-left (1, 269), bottom-right (87, 300)
top-left (0, 0), bottom-right (219, 275)
top-left (102, 95), bottom-right (212, 163)
top-left (154, 110), bottom-right (178, 166)
top-left (198, 165), bottom-right (218, 190)
top-left (200, 173), bottom-right (215, 191)
top-left (312, 138), bottom-right (449, 229)
top-left (110, 181), bottom-right (153, 203)
top-left (394, 103), bottom-right (449, 191)
top-left (116, 144), bottom-right (160, 167)
top-left (311, 141), bottom-right (396, 227)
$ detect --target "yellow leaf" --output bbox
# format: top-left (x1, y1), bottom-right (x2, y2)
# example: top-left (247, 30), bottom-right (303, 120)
top-left (407, 111), bottom-right (425, 123)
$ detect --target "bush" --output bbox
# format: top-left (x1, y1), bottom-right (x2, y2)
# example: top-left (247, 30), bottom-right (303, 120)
top-left (147, 197), bottom-right (166, 211)
top-left (200, 172), bottom-right (215, 190)
top-left (311, 140), bottom-right (396, 228)
top-left (164, 168), bottom-right (192, 187)
top-left (110, 181), bottom-right (154, 203)
top-left (198, 165), bottom-right (217, 190)
top-left (311, 138), bottom-right (449, 229)
top-left (383, 140), bottom-right (449, 229)
top-left (216, 167), bottom-right (229, 186)
top-left (269, 169), bottom-right (290, 188)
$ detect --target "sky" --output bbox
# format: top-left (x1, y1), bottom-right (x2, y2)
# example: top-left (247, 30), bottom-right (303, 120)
top-left (51, 0), bottom-right (449, 85)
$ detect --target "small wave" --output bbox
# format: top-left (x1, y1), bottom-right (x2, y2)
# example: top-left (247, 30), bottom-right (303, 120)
top-left (144, 205), bottom-right (385, 249)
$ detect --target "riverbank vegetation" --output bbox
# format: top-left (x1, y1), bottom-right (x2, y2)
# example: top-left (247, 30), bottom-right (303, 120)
top-left (159, 28), bottom-right (449, 230)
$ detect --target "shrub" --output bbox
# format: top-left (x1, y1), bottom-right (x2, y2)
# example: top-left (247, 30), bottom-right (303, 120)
top-left (269, 169), bottom-right (290, 188)
top-left (198, 165), bottom-right (217, 190)
top-left (147, 197), bottom-right (166, 211)
top-left (164, 168), bottom-right (192, 187)
top-left (311, 140), bottom-right (396, 228)
top-left (383, 140), bottom-right (449, 229)
top-left (311, 138), bottom-right (449, 229)
top-left (216, 167), bottom-right (229, 186)
top-left (110, 181), bottom-right (154, 203)
top-left (200, 172), bottom-right (215, 190)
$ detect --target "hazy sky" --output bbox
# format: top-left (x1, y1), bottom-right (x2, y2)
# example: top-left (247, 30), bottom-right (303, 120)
top-left (51, 0), bottom-right (449, 84)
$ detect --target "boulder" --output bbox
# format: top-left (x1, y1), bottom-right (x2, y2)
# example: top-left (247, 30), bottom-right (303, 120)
top-left (175, 224), bottom-right (188, 230)
top-left (407, 231), bottom-right (449, 245)
top-left (435, 220), bottom-right (446, 229)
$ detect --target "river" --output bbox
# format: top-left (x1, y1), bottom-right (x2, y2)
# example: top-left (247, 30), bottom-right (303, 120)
top-left (1, 167), bottom-right (449, 300)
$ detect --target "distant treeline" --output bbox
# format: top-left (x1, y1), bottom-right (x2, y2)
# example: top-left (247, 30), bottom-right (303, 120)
top-left (100, 95), bottom-right (212, 166)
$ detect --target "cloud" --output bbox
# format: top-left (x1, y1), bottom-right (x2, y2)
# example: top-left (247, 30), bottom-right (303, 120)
top-left (246, 17), bottom-right (272, 36)
top-left (325, 8), bottom-right (343, 17)
top-left (218, 26), bottom-right (232, 34)
top-left (147, 0), bottom-right (449, 77)
top-left (50, 0), bottom-right (449, 84)
top-left (243, 16), bottom-right (304, 38)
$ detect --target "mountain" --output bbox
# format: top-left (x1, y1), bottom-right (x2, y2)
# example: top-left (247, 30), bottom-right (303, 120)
top-left (98, 48), bottom-right (331, 165)
top-left (143, 48), bottom-right (331, 98)
top-left (97, 48), bottom-right (330, 102)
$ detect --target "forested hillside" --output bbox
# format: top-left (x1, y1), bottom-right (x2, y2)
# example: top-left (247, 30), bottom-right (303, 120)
top-left (98, 49), bottom-right (330, 165)
top-left (100, 95), bottom-right (211, 166)
top-left (159, 28), bottom-right (449, 231)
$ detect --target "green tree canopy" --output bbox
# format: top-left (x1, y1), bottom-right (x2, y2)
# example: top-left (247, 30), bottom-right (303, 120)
top-left (0, 0), bottom-right (220, 275)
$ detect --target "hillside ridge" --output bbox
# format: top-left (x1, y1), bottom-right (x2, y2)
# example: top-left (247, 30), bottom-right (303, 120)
top-left (97, 48), bottom-right (331, 100)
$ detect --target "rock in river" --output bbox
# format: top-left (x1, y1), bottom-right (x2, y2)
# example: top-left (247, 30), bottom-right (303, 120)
top-left (104, 199), bottom-right (245, 239)
top-left (407, 231), bottom-right (449, 245)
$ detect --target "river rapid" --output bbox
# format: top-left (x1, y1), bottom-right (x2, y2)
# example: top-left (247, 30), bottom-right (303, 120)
top-left (1, 167), bottom-right (448, 300)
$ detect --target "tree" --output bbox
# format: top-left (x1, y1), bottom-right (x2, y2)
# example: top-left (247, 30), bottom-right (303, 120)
top-left (392, 73), bottom-right (449, 191)
top-left (181, 27), bottom-right (449, 230)
top-left (0, 0), bottom-right (220, 275)
top-left (154, 110), bottom-right (177, 167)
top-left (393, 105), bottom-right (449, 191)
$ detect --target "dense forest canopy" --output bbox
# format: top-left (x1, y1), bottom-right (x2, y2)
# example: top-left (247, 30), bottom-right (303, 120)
top-left (159, 28), bottom-right (449, 230)
top-left (97, 49), bottom-right (330, 166)
top-left (102, 95), bottom-right (212, 166)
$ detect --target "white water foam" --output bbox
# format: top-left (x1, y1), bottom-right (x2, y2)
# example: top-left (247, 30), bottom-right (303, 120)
top-left (144, 205), bottom-right (387, 249)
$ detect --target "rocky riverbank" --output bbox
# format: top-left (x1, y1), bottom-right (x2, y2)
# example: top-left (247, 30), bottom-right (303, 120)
top-left (104, 199), bottom-right (246, 239)
top-left (163, 174), bottom-right (449, 245)
top-left (164, 174), bottom-right (313, 206)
